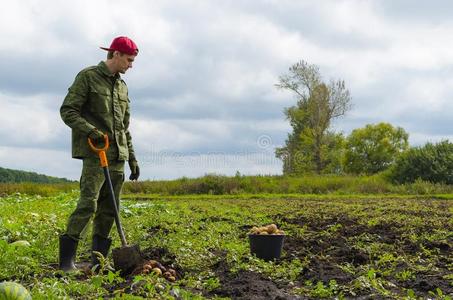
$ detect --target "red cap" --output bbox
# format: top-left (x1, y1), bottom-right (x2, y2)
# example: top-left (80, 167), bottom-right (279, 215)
top-left (100, 36), bottom-right (138, 56)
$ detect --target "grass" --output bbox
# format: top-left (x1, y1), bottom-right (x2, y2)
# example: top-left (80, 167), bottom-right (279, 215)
top-left (0, 191), bottom-right (452, 299)
top-left (0, 182), bottom-right (78, 196)
top-left (122, 173), bottom-right (453, 195)
top-left (2, 173), bottom-right (453, 196)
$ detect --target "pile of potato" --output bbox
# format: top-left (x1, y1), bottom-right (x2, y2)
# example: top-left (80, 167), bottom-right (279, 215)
top-left (249, 224), bottom-right (285, 235)
top-left (136, 260), bottom-right (177, 282)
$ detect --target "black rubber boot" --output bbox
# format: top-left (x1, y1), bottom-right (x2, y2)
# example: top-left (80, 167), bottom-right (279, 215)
top-left (92, 235), bottom-right (112, 269)
top-left (59, 235), bottom-right (78, 272)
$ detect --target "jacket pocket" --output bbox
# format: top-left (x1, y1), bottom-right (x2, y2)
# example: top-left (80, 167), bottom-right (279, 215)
top-left (89, 87), bottom-right (111, 112)
top-left (118, 92), bottom-right (129, 117)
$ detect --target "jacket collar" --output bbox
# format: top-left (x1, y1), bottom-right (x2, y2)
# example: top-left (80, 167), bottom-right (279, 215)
top-left (97, 61), bottom-right (120, 79)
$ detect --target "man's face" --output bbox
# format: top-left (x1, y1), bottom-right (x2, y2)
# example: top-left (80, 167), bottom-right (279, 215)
top-left (114, 52), bottom-right (136, 74)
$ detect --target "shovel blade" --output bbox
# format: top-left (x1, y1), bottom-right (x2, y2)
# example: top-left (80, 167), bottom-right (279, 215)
top-left (112, 244), bottom-right (142, 275)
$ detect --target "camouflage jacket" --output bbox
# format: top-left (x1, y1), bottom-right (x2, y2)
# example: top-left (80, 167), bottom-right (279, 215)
top-left (60, 61), bottom-right (136, 162)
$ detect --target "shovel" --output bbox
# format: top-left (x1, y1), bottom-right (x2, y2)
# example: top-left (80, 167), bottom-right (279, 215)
top-left (88, 134), bottom-right (143, 274)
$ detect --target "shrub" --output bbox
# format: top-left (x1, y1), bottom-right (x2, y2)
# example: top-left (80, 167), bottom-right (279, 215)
top-left (388, 140), bottom-right (453, 184)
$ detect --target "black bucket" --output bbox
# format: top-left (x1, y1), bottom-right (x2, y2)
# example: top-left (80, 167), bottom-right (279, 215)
top-left (248, 234), bottom-right (285, 261)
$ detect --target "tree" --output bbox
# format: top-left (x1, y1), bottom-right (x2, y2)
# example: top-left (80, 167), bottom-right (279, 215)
top-left (389, 140), bottom-right (453, 184)
top-left (344, 122), bottom-right (409, 174)
top-left (275, 60), bottom-right (351, 174)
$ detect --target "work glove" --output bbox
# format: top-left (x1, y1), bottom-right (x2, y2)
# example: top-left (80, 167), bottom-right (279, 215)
top-left (88, 129), bottom-right (105, 144)
top-left (129, 160), bottom-right (140, 181)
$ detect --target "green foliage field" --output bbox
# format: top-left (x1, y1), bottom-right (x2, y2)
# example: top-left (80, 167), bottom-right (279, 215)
top-left (122, 174), bottom-right (453, 196)
top-left (3, 174), bottom-right (453, 197)
top-left (0, 191), bottom-right (452, 299)
top-left (0, 183), bottom-right (78, 196)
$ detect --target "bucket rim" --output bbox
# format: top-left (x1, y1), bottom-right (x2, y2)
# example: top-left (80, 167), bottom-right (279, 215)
top-left (247, 233), bottom-right (286, 237)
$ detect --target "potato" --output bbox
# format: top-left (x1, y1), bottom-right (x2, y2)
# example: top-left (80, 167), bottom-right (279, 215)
top-left (167, 276), bottom-right (176, 282)
top-left (267, 224), bottom-right (278, 234)
top-left (152, 267), bottom-right (162, 275)
top-left (168, 269), bottom-right (177, 277)
top-left (148, 260), bottom-right (158, 268)
top-left (250, 224), bottom-right (284, 235)
top-left (249, 226), bottom-right (262, 235)
top-left (155, 262), bottom-right (166, 272)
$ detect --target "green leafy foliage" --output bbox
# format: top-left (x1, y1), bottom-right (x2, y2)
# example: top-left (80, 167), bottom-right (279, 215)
top-left (275, 60), bottom-right (351, 174)
top-left (389, 140), bottom-right (453, 184)
top-left (0, 192), bottom-right (451, 299)
top-left (0, 166), bottom-right (73, 183)
top-left (5, 173), bottom-right (453, 197)
top-left (0, 183), bottom-right (78, 196)
top-left (344, 122), bottom-right (409, 174)
top-left (122, 173), bottom-right (453, 195)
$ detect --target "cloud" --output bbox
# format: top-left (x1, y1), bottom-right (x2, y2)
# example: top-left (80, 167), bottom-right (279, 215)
top-left (0, 146), bottom-right (80, 180)
top-left (1, 0), bottom-right (453, 179)
top-left (140, 151), bottom-right (281, 180)
top-left (375, 0), bottom-right (453, 24)
top-left (0, 146), bottom-right (282, 181)
top-left (130, 117), bottom-right (288, 153)
top-left (0, 92), bottom-right (68, 149)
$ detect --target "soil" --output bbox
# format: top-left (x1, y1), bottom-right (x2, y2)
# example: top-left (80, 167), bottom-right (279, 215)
top-left (278, 214), bottom-right (453, 297)
top-left (206, 257), bottom-right (302, 300)
top-left (138, 246), bottom-right (183, 278)
top-left (95, 215), bottom-right (453, 299)
top-left (102, 247), bottom-right (183, 297)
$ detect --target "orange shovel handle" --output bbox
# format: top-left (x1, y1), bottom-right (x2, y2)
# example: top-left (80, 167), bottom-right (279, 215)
top-left (88, 134), bottom-right (110, 167)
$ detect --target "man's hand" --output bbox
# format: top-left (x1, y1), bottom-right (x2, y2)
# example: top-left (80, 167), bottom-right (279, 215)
top-left (128, 160), bottom-right (140, 181)
top-left (88, 129), bottom-right (105, 144)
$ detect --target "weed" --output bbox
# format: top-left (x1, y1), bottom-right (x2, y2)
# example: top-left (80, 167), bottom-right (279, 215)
top-left (0, 193), bottom-right (451, 298)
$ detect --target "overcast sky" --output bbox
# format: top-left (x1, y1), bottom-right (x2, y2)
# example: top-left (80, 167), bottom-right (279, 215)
top-left (1, 0), bottom-right (452, 180)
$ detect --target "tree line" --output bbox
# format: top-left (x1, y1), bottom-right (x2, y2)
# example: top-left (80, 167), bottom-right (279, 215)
top-left (276, 60), bottom-right (452, 184)
top-left (0, 167), bottom-right (72, 183)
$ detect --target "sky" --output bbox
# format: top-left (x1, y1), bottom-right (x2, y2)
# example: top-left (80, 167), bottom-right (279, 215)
top-left (1, 0), bottom-right (453, 180)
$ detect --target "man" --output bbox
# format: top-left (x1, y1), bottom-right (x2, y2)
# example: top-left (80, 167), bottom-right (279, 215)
top-left (59, 36), bottom-right (140, 271)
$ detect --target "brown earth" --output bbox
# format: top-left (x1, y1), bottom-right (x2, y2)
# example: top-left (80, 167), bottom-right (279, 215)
top-left (97, 209), bottom-right (453, 299)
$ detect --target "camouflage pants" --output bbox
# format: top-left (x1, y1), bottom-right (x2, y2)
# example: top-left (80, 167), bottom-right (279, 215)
top-left (65, 158), bottom-right (125, 241)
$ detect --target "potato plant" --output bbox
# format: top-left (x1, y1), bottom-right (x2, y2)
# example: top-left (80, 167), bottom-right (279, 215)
top-left (0, 192), bottom-right (451, 299)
